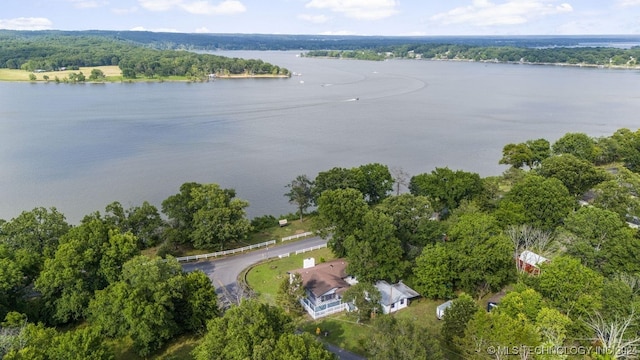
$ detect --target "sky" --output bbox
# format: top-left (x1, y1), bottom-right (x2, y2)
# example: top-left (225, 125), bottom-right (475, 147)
top-left (1, 0), bottom-right (640, 36)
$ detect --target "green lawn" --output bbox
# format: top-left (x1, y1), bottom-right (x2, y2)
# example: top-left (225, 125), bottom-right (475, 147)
top-left (245, 247), bottom-right (334, 305)
top-left (297, 298), bottom-right (444, 356)
top-left (300, 314), bottom-right (371, 356)
top-left (249, 217), bottom-right (316, 244)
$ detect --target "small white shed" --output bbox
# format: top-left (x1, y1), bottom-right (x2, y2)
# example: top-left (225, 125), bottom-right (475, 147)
top-left (436, 300), bottom-right (454, 320)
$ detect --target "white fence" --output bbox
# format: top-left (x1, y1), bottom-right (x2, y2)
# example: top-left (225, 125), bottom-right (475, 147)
top-left (176, 240), bottom-right (276, 262)
top-left (281, 231), bottom-right (314, 242)
top-left (278, 253), bottom-right (291, 258)
top-left (294, 243), bottom-right (327, 255)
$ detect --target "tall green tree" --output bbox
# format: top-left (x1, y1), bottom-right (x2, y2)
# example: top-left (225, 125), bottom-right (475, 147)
top-left (612, 128), bottom-right (640, 172)
top-left (365, 316), bottom-right (443, 360)
top-left (344, 210), bottom-right (406, 283)
top-left (409, 167), bottom-right (483, 214)
top-left (533, 256), bottom-right (603, 317)
top-left (0, 258), bottom-right (25, 321)
top-left (35, 220), bottom-right (139, 324)
top-left (537, 154), bottom-right (609, 196)
top-left (0, 207), bottom-right (70, 260)
top-left (562, 206), bottom-right (640, 275)
top-left (192, 300), bottom-right (294, 360)
top-left (552, 132), bottom-right (598, 163)
top-left (161, 182), bottom-right (201, 244)
top-left (312, 167), bottom-right (359, 203)
top-left (276, 273), bottom-right (305, 315)
top-left (440, 293), bottom-right (479, 345)
top-left (413, 243), bottom-right (455, 299)
top-left (449, 213), bottom-right (515, 297)
top-left (456, 309), bottom-right (541, 359)
top-left (103, 201), bottom-right (164, 248)
top-left (268, 333), bottom-right (337, 360)
top-left (284, 175), bottom-right (314, 221)
top-left (342, 282), bottom-right (382, 323)
top-left (353, 163), bottom-right (393, 205)
top-left (377, 194), bottom-right (439, 248)
top-left (189, 183), bottom-right (251, 249)
top-left (497, 174), bottom-right (574, 230)
top-left (175, 270), bottom-right (220, 334)
top-left (315, 188), bottom-right (368, 257)
top-left (90, 256), bottom-right (216, 356)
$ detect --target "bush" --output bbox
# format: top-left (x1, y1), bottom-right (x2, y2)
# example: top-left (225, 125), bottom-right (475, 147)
top-left (251, 215), bottom-right (277, 232)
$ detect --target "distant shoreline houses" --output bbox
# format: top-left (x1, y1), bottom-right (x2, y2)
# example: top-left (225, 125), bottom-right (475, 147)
top-left (289, 258), bottom-right (420, 319)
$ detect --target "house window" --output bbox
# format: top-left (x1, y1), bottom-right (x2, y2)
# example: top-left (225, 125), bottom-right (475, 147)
top-left (400, 299), bottom-right (404, 305)
top-left (391, 303), bottom-right (395, 309)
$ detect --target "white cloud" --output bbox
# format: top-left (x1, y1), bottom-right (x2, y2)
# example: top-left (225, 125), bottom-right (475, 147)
top-left (112, 7), bottom-right (138, 15)
top-left (138, 0), bottom-right (182, 12)
top-left (619, 0), bottom-right (640, 6)
top-left (298, 13), bottom-right (330, 24)
top-left (319, 29), bottom-right (357, 35)
top-left (195, 27), bottom-right (211, 33)
top-left (130, 26), bottom-right (180, 32)
top-left (431, 0), bottom-right (573, 27)
top-left (138, 0), bottom-right (246, 15)
top-left (0, 17), bottom-right (53, 30)
top-left (305, 0), bottom-right (399, 20)
top-left (68, 0), bottom-right (108, 8)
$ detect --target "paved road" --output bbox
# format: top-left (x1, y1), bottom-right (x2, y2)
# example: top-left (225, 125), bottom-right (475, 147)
top-left (181, 236), bottom-right (367, 360)
top-left (182, 236), bottom-right (328, 304)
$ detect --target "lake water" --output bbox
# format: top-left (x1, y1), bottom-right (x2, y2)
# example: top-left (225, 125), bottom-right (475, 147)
top-left (1, 51), bottom-right (639, 223)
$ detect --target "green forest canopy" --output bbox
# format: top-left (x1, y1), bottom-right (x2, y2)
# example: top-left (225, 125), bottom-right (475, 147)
top-left (0, 32), bottom-right (290, 79)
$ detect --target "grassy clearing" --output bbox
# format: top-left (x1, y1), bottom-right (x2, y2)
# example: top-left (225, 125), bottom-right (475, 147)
top-left (246, 247), bottom-right (334, 305)
top-left (250, 216), bottom-right (316, 244)
top-left (0, 69), bottom-right (32, 81)
top-left (298, 298), bottom-right (444, 356)
top-left (0, 66), bottom-right (123, 82)
top-left (300, 314), bottom-right (371, 355)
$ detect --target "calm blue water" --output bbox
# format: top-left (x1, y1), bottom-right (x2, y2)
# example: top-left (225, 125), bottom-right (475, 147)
top-left (1, 51), bottom-right (639, 223)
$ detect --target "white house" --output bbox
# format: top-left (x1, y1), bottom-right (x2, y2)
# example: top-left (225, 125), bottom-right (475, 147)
top-left (374, 280), bottom-right (420, 314)
top-left (290, 258), bottom-right (353, 319)
top-left (290, 258), bottom-right (419, 319)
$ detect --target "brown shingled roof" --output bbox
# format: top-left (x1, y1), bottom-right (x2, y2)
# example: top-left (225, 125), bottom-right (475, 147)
top-left (291, 259), bottom-right (350, 297)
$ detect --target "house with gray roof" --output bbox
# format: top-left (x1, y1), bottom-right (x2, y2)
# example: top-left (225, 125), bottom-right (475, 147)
top-left (374, 280), bottom-right (420, 314)
top-left (290, 258), bottom-right (419, 319)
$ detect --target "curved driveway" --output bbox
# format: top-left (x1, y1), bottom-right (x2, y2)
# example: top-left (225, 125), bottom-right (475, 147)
top-left (181, 236), bottom-right (366, 360)
top-left (182, 236), bottom-right (328, 304)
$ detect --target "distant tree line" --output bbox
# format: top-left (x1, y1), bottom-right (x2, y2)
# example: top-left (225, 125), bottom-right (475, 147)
top-left (307, 43), bottom-right (640, 66)
top-left (0, 32), bottom-right (290, 79)
top-left (3, 30), bottom-right (637, 51)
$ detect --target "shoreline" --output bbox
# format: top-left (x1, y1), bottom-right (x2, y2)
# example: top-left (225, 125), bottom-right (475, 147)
top-left (0, 66), bottom-right (291, 83)
top-left (302, 55), bottom-right (640, 70)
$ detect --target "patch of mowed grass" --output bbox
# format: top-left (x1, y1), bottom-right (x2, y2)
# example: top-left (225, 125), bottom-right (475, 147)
top-left (391, 297), bottom-right (444, 333)
top-left (246, 247), bottom-right (334, 305)
top-left (0, 69), bottom-right (31, 81)
top-left (250, 216), bottom-right (316, 243)
top-left (0, 66), bottom-right (123, 82)
top-left (300, 314), bottom-right (371, 356)
top-left (298, 297), bottom-right (448, 356)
